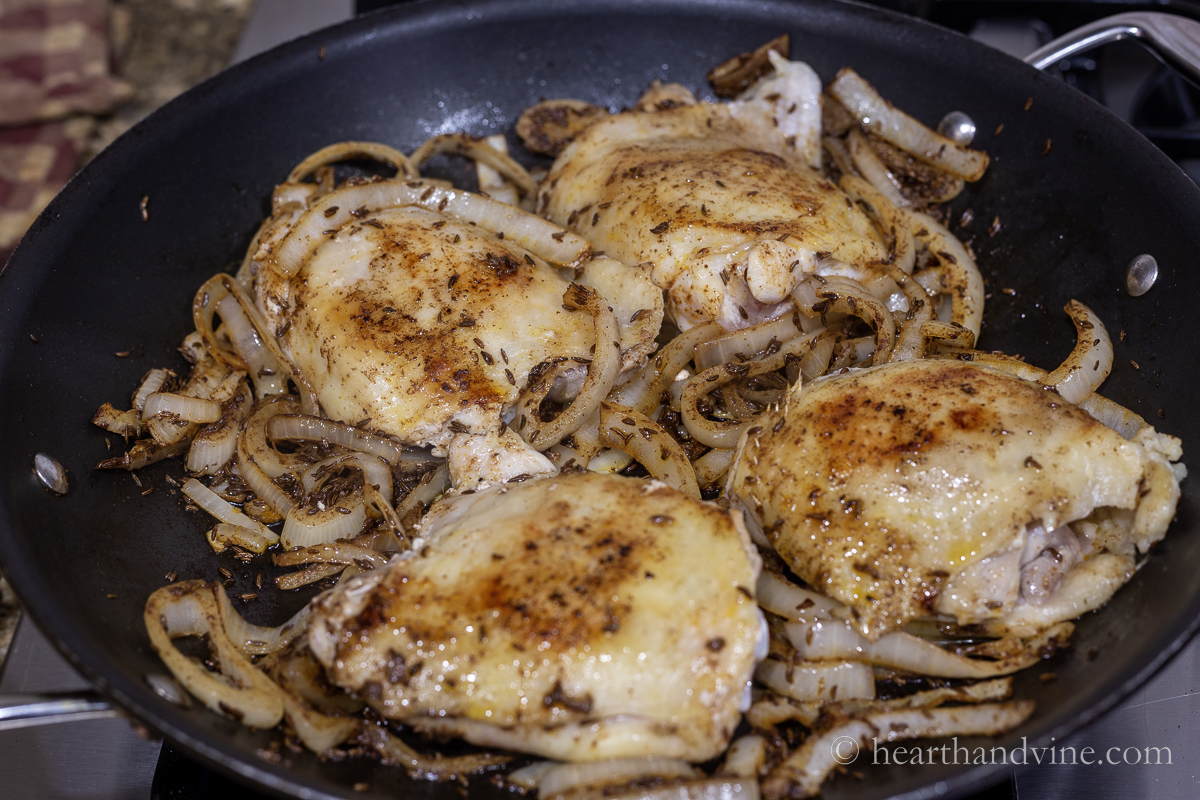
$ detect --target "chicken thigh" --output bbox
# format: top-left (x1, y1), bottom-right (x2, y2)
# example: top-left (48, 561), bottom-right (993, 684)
top-left (536, 53), bottom-right (888, 331)
top-left (308, 472), bottom-right (766, 762)
top-left (730, 359), bottom-right (1182, 639)
top-left (254, 185), bottom-right (662, 488)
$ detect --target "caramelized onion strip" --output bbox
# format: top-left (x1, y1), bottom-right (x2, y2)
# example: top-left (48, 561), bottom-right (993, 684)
top-left (754, 659), bottom-right (876, 702)
top-left (144, 581), bottom-right (284, 728)
top-left (695, 314), bottom-right (803, 372)
top-left (192, 275), bottom-right (247, 371)
top-left (787, 619), bottom-right (1074, 678)
top-left (612, 322), bottom-right (722, 416)
top-left (1045, 300), bottom-right (1113, 405)
top-left (270, 180), bottom-right (589, 276)
top-left (846, 129), bottom-right (909, 208)
top-left (182, 478), bottom-right (279, 544)
top-left (906, 211), bottom-right (985, 339)
top-left (599, 402), bottom-right (701, 500)
top-left (269, 414), bottom-right (410, 465)
top-left (761, 702), bottom-right (1032, 799)
top-left (274, 542), bottom-right (390, 570)
top-left (287, 141), bottom-right (417, 183)
top-left (360, 724), bottom-right (510, 779)
top-left (219, 275), bottom-right (320, 415)
top-left (519, 284), bottom-right (620, 451)
top-left (214, 294), bottom-right (288, 397)
top-left (240, 394), bottom-right (306, 474)
top-left (693, 447), bottom-right (736, 488)
top-left (830, 68), bottom-right (990, 181)
top-left (214, 582), bottom-right (313, 657)
top-left (839, 174), bottom-right (916, 275)
top-left (681, 332), bottom-right (820, 449)
top-left (410, 133), bottom-right (537, 197)
top-left (793, 276), bottom-right (894, 365)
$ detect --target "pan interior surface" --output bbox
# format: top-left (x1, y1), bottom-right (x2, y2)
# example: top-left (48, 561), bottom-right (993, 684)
top-left (1, 1), bottom-right (1198, 798)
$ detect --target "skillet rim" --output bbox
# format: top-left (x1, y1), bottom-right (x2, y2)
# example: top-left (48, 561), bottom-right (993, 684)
top-left (2, 0), bottom-right (1200, 798)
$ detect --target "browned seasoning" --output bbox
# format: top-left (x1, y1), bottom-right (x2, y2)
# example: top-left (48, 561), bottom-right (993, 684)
top-left (993, 123), bottom-right (1004, 137)
top-left (1041, 139), bottom-right (1052, 156)
top-left (140, 195), bottom-right (149, 222)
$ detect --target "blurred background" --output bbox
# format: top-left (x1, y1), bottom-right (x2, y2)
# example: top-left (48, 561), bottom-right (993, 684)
top-left (3, 0), bottom-right (1200, 797)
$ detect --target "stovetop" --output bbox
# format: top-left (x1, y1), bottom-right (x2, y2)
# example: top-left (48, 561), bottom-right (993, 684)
top-left (5, 0), bottom-right (1200, 798)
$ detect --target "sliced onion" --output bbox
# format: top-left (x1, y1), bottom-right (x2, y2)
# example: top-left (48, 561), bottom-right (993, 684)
top-left (680, 332), bottom-right (820, 449)
top-left (506, 761), bottom-right (561, 790)
top-left (599, 402), bottom-right (700, 499)
top-left (797, 335), bottom-right (835, 381)
top-left (786, 619), bottom-right (1061, 678)
top-left (274, 648), bottom-right (365, 714)
top-left (905, 210), bottom-right (985, 339)
top-left (847, 128), bottom-right (910, 208)
top-left (220, 276), bottom-right (321, 416)
top-left (755, 658), bottom-right (875, 702)
top-left (206, 522), bottom-right (274, 555)
top-left (747, 676), bottom-right (1014, 730)
top-left (96, 438), bottom-right (189, 470)
top-left (144, 581), bottom-right (284, 728)
top-left (274, 541), bottom-right (390, 570)
top-left (132, 368), bottom-right (172, 412)
top-left (302, 453), bottom-right (393, 504)
top-left (586, 448), bottom-right (635, 474)
top-left (519, 283), bottom-right (620, 451)
top-left (237, 405), bottom-right (299, 516)
top-left (287, 140), bottom-right (417, 183)
top-left (793, 276), bottom-right (894, 365)
top-left (612, 322), bottom-right (722, 416)
top-left (881, 263), bottom-right (935, 362)
top-left (755, 571), bottom-right (844, 624)
top-left (276, 564), bottom-right (344, 591)
top-left (241, 397), bottom-right (307, 478)
top-left (1079, 393), bottom-right (1149, 440)
top-left (594, 779), bottom-right (760, 800)
top-left (269, 179), bottom-right (589, 277)
top-left (694, 448), bottom-right (736, 488)
top-left (187, 385), bottom-right (251, 475)
top-left (830, 68), bottom-right (990, 181)
top-left (719, 736), bottom-right (766, 779)
top-left (764, 703), bottom-right (1030, 799)
top-left (182, 478), bottom-right (279, 544)
top-left (281, 501), bottom-right (367, 550)
top-left (397, 463), bottom-right (450, 530)
top-left (410, 133), bottom-right (537, 197)
top-left (92, 402), bottom-right (145, 437)
top-left (1046, 300), bottom-right (1113, 405)
top-left (214, 582), bottom-right (312, 656)
top-left (476, 134), bottom-right (521, 206)
top-left (142, 392), bottom-right (221, 424)
top-left (269, 414), bottom-right (407, 465)
top-left (540, 758), bottom-right (700, 798)
top-left (192, 275), bottom-right (248, 371)
top-left (362, 483), bottom-right (409, 546)
top-left (214, 294), bottom-right (288, 398)
top-left (359, 723), bottom-right (510, 779)
top-left (919, 321), bottom-right (976, 350)
top-left (695, 313), bottom-right (803, 372)
top-left (283, 693), bottom-right (360, 755)
top-left (839, 174), bottom-right (916, 275)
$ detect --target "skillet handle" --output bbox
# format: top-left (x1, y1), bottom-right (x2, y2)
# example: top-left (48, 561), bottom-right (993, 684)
top-left (0, 690), bottom-right (117, 731)
top-left (1025, 11), bottom-right (1200, 85)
